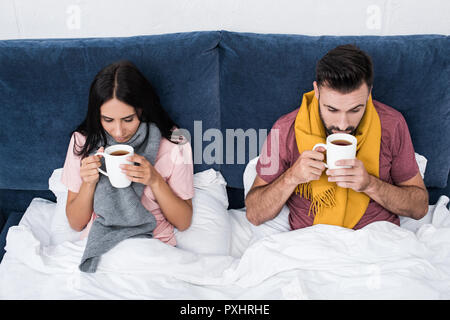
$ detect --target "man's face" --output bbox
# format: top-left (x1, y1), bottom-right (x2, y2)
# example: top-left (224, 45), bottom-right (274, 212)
top-left (313, 81), bottom-right (371, 136)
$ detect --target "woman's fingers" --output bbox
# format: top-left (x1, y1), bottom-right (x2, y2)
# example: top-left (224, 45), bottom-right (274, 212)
top-left (82, 156), bottom-right (101, 167)
top-left (121, 163), bottom-right (145, 177)
top-left (125, 171), bottom-right (145, 179)
top-left (121, 154), bottom-right (154, 185)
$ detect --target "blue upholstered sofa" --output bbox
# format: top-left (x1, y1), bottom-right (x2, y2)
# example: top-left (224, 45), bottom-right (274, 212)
top-left (1, 31), bottom-right (449, 262)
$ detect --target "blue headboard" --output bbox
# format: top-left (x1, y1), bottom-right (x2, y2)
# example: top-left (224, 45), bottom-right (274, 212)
top-left (0, 31), bottom-right (449, 215)
top-left (218, 32), bottom-right (450, 192)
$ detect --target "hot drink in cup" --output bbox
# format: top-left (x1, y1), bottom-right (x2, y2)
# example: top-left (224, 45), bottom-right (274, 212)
top-left (95, 145), bottom-right (134, 188)
top-left (313, 133), bottom-right (357, 169)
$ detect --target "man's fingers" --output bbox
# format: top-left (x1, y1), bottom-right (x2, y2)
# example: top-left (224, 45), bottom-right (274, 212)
top-left (308, 159), bottom-right (327, 171)
top-left (314, 146), bottom-right (326, 153)
top-left (328, 175), bottom-right (354, 182)
top-left (336, 182), bottom-right (350, 188)
top-left (335, 159), bottom-right (358, 167)
top-left (327, 168), bottom-right (355, 177)
top-left (302, 150), bottom-right (325, 161)
top-left (309, 168), bottom-right (324, 177)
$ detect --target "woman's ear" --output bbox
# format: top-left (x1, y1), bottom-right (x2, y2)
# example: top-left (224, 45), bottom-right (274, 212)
top-left (136, 108), bottom-right (143, 120)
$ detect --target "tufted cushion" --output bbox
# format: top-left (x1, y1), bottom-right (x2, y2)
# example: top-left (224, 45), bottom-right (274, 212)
top-left (0, 31), bottom-right (448, 198)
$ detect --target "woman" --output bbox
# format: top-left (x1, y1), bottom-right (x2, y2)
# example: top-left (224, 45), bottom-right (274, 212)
top-left (61, 60), bottom-right (194, 247)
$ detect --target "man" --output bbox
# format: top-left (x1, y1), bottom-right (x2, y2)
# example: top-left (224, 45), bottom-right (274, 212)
top-left (245, 44), bottom-right (428, 230)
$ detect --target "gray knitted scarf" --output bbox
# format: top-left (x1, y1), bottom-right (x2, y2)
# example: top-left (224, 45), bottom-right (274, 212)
top-left (79, 122), bottom-right (161, 273)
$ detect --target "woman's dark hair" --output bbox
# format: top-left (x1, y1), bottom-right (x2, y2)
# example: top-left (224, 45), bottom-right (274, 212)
top-left (316, 44), bottom-right (374, 93)
top-left (73, 60), bottom-right (177, 158)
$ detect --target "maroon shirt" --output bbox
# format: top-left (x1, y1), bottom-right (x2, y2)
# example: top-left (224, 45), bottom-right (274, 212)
top-left (256, 100), bottom-right (419, 230)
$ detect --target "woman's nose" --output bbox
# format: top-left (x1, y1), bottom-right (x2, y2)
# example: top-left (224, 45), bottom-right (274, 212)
top-left (114, 123), bottom-right (123, 137)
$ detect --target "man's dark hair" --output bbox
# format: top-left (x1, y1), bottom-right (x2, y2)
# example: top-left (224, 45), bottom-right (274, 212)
top-left (316, 44), bottom-right (374, 93)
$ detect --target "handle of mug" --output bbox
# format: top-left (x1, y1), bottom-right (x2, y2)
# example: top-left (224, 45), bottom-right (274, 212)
top-left (94, 152), bottom-right (108, 176)
top-left (312, 143), bottom-right (328, 169)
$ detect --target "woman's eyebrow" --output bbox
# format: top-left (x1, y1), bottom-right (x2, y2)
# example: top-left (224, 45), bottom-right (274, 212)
top-left (101, 113), bottom-right (136, 120)
top-left (121, 113), bottom-right (136, 119)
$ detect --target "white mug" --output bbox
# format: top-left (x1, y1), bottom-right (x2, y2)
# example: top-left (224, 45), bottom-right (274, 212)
top-left (312, 133), bottom-right (357, 169)
top-left (95, 144), bottom-right (134, 188)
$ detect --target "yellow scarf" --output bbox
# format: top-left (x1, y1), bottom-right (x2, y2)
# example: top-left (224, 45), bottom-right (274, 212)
top-left (294, 90), bottom-right (381, 228)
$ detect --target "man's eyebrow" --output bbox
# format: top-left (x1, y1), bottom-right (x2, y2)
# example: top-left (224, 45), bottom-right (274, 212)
top-left (350, 104), bottom-right (364, 110)
top-left (324, 104), bottom-right (364, 110)
top-left (101, 113), bottom-right (136, 120)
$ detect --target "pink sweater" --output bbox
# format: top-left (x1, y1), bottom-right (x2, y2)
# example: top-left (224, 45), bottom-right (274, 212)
top-left (61, 132), bottom-right (195, 246)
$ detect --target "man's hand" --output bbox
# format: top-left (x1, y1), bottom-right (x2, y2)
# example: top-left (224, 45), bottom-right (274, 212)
top-left (326, 158), bottom-right (373, 192)
top-left (287, 146), bottom-right (327, 185)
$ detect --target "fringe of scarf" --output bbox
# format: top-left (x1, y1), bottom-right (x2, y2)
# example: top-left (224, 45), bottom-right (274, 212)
top-left (294, 183), bottom-right (337, 218)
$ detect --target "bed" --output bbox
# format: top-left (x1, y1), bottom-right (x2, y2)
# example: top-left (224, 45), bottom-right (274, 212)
top-left (1, 154), bottom-right (449, 300)
top-left (1, 31), bottom-right (449, 300)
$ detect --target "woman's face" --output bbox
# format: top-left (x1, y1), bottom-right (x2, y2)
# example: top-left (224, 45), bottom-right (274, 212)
top-left (100, 98), bottom-right (141, 143)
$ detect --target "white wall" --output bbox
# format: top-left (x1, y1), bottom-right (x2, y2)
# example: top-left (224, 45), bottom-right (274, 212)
top-left (1, 0), bottom-right (449, 40)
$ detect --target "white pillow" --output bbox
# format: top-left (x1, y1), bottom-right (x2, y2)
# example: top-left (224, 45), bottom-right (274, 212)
top-left (175, 169), bottom-right (231, 255)
top-left (228, 208), bottom-right (253, 258)
top-left (243, 156), bottom-right (290, 245)
top-left (48, 168), bottom-right (231, 255)
top-left (415, 152), bottom-right (427, 179)
top-left (48, 168), bottom-right (82, 245)
top-left (399, 153), bottom-right (430, 229)
top-left (243, 153), bottom-right (429, 242)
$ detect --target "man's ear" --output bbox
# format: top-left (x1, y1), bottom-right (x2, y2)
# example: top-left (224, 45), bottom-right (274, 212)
top-left (313, 81), bottom-right (319, 99)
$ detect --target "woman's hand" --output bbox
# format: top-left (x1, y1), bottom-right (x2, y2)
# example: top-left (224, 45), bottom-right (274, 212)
top-left (80, 147), bottom-right (104, 185)
top-left (121, 153), bottom-right (193, 231)
top-left (120, 154), bottom-right (160, 187)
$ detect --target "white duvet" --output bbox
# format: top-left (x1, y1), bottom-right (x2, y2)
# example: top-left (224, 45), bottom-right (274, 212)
top-left (1, 193), bottom-right (449, 299)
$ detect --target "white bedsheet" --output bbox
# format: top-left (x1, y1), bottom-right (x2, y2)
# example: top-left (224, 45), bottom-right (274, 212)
top-left (1, 195), bottom-right (450, 299)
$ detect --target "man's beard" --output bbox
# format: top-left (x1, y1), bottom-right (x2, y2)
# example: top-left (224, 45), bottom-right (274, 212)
top-left (318, 101), bottom-right (357, 136)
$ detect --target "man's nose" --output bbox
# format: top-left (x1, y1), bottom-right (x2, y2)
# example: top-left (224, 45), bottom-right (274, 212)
top-left (337, 114), bottom-right (350, 131)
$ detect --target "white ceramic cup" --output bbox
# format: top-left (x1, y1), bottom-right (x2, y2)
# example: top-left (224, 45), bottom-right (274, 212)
top-left (95, 144), bottom-right (134, 188)
top-left (312, 133), bottom-right (357, 169)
